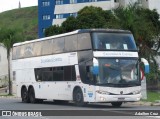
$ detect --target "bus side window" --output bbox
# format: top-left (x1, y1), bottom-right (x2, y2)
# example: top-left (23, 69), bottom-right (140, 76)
top-left (42, 68), bottom-right (53, 81)
top-left (63, 66), bottom-right (76, 81)
top-left (34, 68), bottom-right (42, 81)
top-left (71, 66), bottom-right (76, 81)
top-left (64, 66), bottom-right (72, 81)
top-left (53, 67), bottom-right (64, 81)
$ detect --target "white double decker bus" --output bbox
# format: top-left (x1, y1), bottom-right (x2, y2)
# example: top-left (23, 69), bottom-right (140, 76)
top-left (12, 29), bottom-right (149, 107)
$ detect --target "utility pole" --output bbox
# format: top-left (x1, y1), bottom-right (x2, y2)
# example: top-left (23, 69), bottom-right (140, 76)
top-left (19, 1), bottom-right (21, 9)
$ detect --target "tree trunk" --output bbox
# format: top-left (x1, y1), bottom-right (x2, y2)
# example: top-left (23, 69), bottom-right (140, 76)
top-left (7, 49), bottom-right (12, 95)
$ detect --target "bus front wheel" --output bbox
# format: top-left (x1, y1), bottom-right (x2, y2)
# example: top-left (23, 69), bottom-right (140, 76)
top-left (111, 102), bottom-right (122, 107)
top-left (73, 88), bottom-right (85, 106)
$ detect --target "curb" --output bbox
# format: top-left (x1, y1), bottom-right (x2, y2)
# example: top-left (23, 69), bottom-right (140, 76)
top-left (128, 101), bottom-right (160, 106)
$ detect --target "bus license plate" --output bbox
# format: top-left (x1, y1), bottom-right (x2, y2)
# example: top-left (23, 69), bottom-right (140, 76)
top-left (118, 98), bottom-right (125, 101)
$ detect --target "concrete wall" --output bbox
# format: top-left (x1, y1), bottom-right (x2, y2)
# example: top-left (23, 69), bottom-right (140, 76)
top-left (0, 45), bottom-right (8, 87)
top-left (119, 0), bottom-right (137, 7)
top-left (148, 0), bottom-right (160, 14)
top-left (119, 0), bottom-right (160, 14)
top-left (0, 45), bottom-right (8, 77)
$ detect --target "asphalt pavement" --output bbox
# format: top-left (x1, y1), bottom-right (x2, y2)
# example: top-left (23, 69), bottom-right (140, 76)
top-left (0, 97), bottom-right (159, 119)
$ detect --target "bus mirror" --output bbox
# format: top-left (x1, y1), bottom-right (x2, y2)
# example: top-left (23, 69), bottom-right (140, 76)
top-left (91, 66), bottom-right (99, 75)
top-left (141, 58), bottom-right (149, 73)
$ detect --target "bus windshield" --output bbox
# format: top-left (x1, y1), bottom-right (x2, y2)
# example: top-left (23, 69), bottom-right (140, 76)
top-left (96, 58), bottom-right (140, 87)
top-left (92, 32), bottom-right (137, 51)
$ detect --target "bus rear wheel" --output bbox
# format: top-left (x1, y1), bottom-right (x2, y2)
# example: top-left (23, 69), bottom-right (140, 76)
top-left (21, 87), bottom-right (29, 103)
top-left (73, 88), bottom-right (85, 106)
top-left (28, 88), bottom-right (36, 103)
top-left (111, 102), bottom-right (122, 107)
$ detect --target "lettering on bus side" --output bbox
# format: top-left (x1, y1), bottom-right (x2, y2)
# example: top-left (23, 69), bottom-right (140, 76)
top-left (103, 52), bottom-right (134, 57)
top-left (41, 58), bottom-right (62, 63)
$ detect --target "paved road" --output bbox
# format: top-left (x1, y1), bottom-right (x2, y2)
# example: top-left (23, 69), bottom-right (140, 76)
top-left (0, 97), bottom-right (159, 119)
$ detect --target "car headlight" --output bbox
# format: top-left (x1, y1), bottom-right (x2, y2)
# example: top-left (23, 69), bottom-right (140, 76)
top-left (133, 90), bottom-right (141, 95)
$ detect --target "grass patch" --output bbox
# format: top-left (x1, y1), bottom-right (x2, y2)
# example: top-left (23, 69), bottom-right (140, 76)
top-left (0, 6), bottom-right (38, 41)
top-left (0, 94), bottom-right (13, 97)
top-left (142, 91), bottom-right (160, 102)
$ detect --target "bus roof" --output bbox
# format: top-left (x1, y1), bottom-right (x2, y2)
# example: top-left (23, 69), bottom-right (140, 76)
top-left (13, 29), bottom-right (131, 47)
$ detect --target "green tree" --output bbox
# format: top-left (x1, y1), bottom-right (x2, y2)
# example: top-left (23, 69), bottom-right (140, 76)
top-left (0, 28), bottom-right (23, 95)
top-left (114, 4), bottom-right (160, 83)
top-left (45, 5), bottom-right (160, 56)
top-left (45, 25), bottom-right (64, 37)
top-left (61, 16), bottom-right (78, 32)
top-left (76, 6), bottom-right (106, 29)
top-left (44, 6), bottom-right (113, 36)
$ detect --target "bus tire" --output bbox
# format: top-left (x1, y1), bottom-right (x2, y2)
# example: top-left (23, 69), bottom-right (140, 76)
top-left (21, 87), bottom-right (29, 103)
top-left (36, 99), bottom-right (43, 103)
top-left (111, 102), bottom-right (122, 107)
top-left (73, 88), bottom-right (85, 106)
top-left (28, 87), bottom-right (36, 103)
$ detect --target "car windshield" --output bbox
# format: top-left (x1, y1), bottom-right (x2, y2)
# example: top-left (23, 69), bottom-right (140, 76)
top-left (92, 32), bottom-right (137, 51)
top-left (96, 58), bottom-right (140, 87)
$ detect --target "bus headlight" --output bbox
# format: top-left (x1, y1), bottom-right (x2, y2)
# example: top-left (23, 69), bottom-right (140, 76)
top-left (132, 90), bottom-right (141, 95)
top-left (96, 90), bottom-right (110, 95)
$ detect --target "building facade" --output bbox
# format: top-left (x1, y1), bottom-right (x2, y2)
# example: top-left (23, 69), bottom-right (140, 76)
top-left (0, 44), bottom-right (8, 87)
top-left (38, 0), bottom-right (160, 38)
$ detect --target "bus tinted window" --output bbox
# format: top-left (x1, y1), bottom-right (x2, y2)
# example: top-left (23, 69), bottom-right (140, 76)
top-left (92, 32), bottom-right (137, 51)
top-left (65, 35), bottom-right (77, 52)
top-left (35, 68), bottom-right (42, 81)
top-left (53, 37), bottom-right (64, 53)
top-left (23, 43), bottom-right (34, 58)
top-left (41, 40), bottom-right (53, 55)
top-left (33, 42), bottom-right (42, 57)
top-left (77, 33), bottom-right (92, 50)
top-left (42, 68), bottom-right (53, 81)
top-left (53, 67), bottom-right (63, 81)
top-left (64, 66), bottom-right (76, 81)
top-left (34, 66), bottom-right (76, 81)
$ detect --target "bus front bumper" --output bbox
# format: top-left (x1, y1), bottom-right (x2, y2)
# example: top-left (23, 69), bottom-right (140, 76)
top-left (95, 93), bottom-right (141, 102)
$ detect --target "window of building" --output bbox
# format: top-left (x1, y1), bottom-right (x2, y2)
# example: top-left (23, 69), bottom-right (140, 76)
top-left (70, 13), bottom-right (77, 17)
top-left (42, 15), bottom-right (50, 20)
top-left (42, 1), bottom-right (50, 6)
top-left (42, 28), bottom-right (45, 33)
top-left (70, 0), bottom-right (77, 4)
top-left (89, 0), bottom-right (97, 2)
top-left (56, 14), bottom-right (63, 19)
top-left (114, 0), bottom-right (119, 2)
top-left (56, 0), bottom-right (63, 5)
top-left (138, 0), bottom-right (142, 4)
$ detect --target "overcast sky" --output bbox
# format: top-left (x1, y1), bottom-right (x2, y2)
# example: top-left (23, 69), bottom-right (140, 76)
top-left (0, 0), bottom-right (38, 13)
